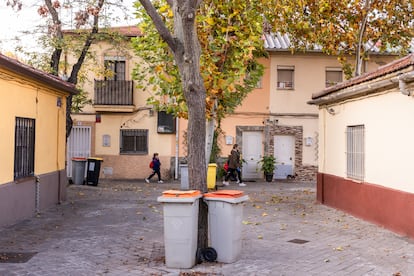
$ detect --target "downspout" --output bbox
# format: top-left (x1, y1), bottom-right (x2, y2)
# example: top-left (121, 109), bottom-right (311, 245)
top-left (175, 117), bottom-right (179, 180)
top-left (57, 105), bottom-right (62, 204)
top-left (35, 175), bottom-right (40, 214)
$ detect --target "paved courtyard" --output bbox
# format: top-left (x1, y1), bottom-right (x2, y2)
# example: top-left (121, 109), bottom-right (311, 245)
top-left (0, 179), bottom-right (413, 275)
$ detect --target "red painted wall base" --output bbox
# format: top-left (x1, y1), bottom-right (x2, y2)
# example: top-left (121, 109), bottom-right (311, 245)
top-left (317, 173), bottom-right (414, 239)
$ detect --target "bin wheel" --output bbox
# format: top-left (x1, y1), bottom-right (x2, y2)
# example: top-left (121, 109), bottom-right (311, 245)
top-left (202, 247), bottom-right (217, 262)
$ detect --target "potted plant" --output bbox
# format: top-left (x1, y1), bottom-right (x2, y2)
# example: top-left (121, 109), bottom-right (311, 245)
top-left (259, 155), bottom-right (276, 182)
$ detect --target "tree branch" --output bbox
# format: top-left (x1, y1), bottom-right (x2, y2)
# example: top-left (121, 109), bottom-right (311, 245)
top-left (45, 0), bottom-right (63, 76)
top-left (68, 0), bottom-right (105, 85)
top-left (139, 0), bottom-right (178, 52)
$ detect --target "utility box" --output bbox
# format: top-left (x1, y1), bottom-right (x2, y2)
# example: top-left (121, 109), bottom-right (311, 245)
top-left (204, 190), bottom-right (249, 263)
top-left (158, 190), bottom-right (202, 268)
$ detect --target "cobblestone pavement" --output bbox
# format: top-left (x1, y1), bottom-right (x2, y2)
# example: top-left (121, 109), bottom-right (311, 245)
top-left (0, 179), bottom-right (413, 276)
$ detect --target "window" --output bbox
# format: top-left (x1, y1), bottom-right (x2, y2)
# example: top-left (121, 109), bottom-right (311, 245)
top-left (325, 67), bottom-right (343, 87)
top-left (104, 56), bottom-right (126, 81)
top-left (157, 111), bottom-right (176, 134)
top-left (120, 129), bottom-right (148, 154)
top-left (14, 117), bottom-right (35, 180)
top-left (277, 65), bottom-right (294, 89)
top-left (346, 125), bottom-right (365, 181)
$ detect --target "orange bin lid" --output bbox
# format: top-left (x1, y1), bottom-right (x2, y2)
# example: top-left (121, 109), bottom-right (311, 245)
top-left (204, 190), bottom-right (244, 198)
top-left (72, 157), bottom-right (87, 161)
top-left (162, 190), bottom-right (201, 198)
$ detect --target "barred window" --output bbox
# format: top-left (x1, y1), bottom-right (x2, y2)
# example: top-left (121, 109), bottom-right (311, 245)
top-left (120, 129), bottom-right (148, 154)
top-left (14, 117), bottom-right (35, 180)
top-left (346, 125), bottom-right (365, 181)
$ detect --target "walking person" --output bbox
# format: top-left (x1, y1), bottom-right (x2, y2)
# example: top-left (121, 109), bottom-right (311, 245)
top-left (145, 153), bottom-right (163, 183)
top-left (223, 144), bottom-right (246, 187)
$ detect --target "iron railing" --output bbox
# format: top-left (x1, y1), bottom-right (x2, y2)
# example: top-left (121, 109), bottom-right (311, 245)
top-left (94, 80), bottom-right (134, 105)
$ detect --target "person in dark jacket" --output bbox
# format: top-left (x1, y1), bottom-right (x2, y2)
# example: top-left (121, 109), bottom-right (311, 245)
top-left (223, 144), bottom-right (246, 187)
top-left (145, 153), bottom-right (163, 183)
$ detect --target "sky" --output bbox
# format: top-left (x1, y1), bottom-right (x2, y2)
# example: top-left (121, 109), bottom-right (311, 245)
top-left (0, 1), bottom-right (139, 55)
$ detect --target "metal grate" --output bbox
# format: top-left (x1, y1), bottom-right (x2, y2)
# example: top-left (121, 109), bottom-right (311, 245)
top-left (0, 252), bottom-right (37, 263)
top-left (14, 117), bottom-right (35, 180)
top-left (346, 125), bottom-right (365, 181)
top-left (288, 239), bottom-right (309, 244)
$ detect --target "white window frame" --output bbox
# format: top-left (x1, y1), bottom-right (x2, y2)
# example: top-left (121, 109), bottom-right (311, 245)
top-left (277, 65), bottom-right (294, 90)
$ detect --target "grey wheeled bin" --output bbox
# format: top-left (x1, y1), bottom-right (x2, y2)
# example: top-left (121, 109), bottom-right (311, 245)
top-left (204, 190), bottom-right (249, 263)
top-left (71, 157), bottom-right (87, 185)
top-left (157, 190), bottom-right (202, 268)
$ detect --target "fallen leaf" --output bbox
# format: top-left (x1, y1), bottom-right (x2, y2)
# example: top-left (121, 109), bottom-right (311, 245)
top-left (262, 212), bottom-right (268, 217)
top-left (257, 235), bottom-right (263, 239)
top-left (242, 220), bottom-right (253, 225)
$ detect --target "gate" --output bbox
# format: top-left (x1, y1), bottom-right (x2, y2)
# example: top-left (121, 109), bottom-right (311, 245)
top-left (66, 126), bottom-right (91, 177)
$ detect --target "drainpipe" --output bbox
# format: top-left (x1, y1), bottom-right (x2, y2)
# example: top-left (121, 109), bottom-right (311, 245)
top-left (175, 117), bottom-right (179, 180)
top-left (35, 175), bottom-right (40, 214)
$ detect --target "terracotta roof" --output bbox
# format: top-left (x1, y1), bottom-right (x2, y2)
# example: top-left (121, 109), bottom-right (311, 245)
top-left (108, 26), bottom-right (141, 37)
top-left (311, 53), bottom-right (414, 100)
top-left (0, 53), bottom-right (78, 95)
top-left (62, 25), bottom-right (141, 37)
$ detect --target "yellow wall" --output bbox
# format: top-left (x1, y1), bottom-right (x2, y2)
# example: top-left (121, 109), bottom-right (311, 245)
top-left (0, 69), bottom-right (68, 184)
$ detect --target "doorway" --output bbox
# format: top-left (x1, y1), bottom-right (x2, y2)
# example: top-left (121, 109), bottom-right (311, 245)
top-left (66, 126), bottom-right (91, 178)
top-left (242, 131), bottom-right (262, 179)
top-left (274, 135), bottom-right (295, 179)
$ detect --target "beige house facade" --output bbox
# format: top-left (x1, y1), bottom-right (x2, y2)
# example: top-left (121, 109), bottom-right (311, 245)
top-left (68, 28), bottom-right (397, 183)
top-left (217, 34), bottom-right (396, 182)
top-left (309, 53), bottom-right (414, 239)
top-left (0, 53), bottom-right (77, 227)
top-left (67, 26), bottom-right (178, 181)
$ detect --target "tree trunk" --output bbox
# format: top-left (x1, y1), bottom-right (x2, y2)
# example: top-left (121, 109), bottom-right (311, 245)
top-left (172, 0), bottom-right (208, 249)
top-left (139, 0), bottom-right (209, 250)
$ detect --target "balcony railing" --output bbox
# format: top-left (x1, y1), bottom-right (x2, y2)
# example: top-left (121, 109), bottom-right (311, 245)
top-left (94, 80), bottom-right (134, 105)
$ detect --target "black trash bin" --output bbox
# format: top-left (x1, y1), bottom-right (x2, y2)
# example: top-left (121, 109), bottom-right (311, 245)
top-left (86, 157), bottom-right (103, 186)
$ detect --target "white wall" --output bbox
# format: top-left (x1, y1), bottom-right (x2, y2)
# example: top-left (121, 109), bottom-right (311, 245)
top-left (319, 87), bottom-right (414, 193)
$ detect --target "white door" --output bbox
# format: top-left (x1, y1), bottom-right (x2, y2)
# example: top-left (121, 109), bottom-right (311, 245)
top-left (242, 131), bottom-right (262, 179)
top-left (274, 135), bottom-right (295, 179)
top-left (66, 126), bottom-right (91, 177)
